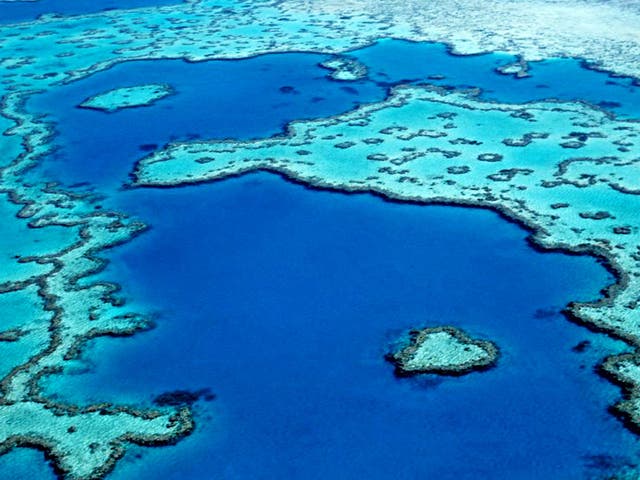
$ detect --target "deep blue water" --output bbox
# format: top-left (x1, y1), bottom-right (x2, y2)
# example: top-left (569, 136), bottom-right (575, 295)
top-left (0, 448), bottom-right (55, 479)
top-left (43, 172), bottom-right (637, 479)
top-left (0, 0), bottom-right (182, 25)
top-left (7, 39), bottom-right (640, 478)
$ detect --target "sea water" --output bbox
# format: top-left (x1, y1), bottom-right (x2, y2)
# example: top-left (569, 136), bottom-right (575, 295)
top-left (27, 39), bottom-right (639, 191)
top-left (8, 39), bottom-right (640, 478)
top-left (352, 39), bottom-right (640, 117)
top-left (27, 53), bottom-right (386, 190)
top-left (43, 172), bottom-right (637, 479)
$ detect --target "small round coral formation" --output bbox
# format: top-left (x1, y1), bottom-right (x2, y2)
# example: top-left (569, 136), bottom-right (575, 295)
top-left (387, 326), bottom-right (499, 376)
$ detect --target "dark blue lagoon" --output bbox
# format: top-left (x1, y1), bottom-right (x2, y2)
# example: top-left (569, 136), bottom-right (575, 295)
top-left (39, 172), bottom-right (639, 479)
top-left (0, 0), bottom-right (183, 25)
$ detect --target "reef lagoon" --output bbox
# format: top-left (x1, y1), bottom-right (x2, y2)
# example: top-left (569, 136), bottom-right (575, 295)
top-left (2, 1), bottom-right (640, 479)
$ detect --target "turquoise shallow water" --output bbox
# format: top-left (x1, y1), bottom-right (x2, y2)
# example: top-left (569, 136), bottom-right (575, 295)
top-left (4, 38), bottom-right (640, 478)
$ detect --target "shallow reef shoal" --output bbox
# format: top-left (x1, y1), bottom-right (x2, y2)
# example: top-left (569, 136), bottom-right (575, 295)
top-left (78, 84), bottom-right (173, 113)
top-left (388, 326), bottom-right (498, 376)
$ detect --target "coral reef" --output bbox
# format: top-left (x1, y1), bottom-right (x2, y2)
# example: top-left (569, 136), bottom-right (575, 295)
top-left (387, 326), bottom-right (498, 376)
top-left (79, 84), bottom-right (173, 113)
top-left (320, 56), bottom-right (368, 81)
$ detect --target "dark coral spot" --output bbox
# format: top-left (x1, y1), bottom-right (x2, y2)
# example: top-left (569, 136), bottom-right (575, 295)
top-left (139, 143), bottom-right (158, 152)
top-left (153, 388), bottom-right (216, 407)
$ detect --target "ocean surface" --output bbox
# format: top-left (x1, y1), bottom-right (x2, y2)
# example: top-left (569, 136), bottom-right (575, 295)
top-left (5, 38), bottom-right (640, 477)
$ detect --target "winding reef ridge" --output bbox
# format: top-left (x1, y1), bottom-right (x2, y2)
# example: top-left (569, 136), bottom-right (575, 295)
top-left (0, 91), bottom-right (194, 479)
top-left (1, 0), bottom-right (640, 477)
